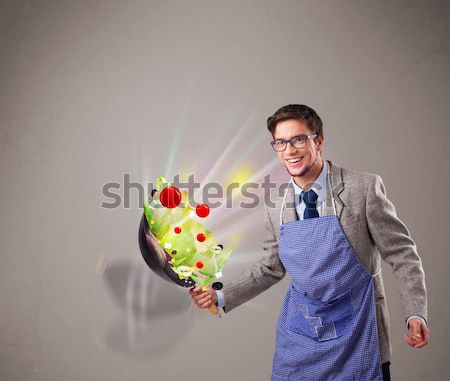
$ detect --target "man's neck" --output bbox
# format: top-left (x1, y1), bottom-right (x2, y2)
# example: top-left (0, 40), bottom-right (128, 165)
top-left (292, 159), bottom-right (324, 189)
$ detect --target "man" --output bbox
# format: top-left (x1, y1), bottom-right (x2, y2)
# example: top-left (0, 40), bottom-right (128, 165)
top-left (190, 104), bottom-right (429, 380)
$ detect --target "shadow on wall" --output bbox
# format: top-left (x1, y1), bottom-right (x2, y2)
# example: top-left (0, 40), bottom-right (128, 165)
top-left (101, 259), bottom-right (193, 358)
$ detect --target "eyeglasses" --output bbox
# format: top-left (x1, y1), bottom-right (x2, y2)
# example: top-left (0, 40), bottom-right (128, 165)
top-left (270, 134), bottom-right (317, 152)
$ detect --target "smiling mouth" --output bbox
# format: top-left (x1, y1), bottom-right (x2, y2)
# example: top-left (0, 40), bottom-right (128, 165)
top-left (286, 156), bottom-right (305, 164)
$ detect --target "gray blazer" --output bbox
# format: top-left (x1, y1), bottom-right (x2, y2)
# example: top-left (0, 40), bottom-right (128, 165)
top-left (222, 160), bottom-right (427, 363)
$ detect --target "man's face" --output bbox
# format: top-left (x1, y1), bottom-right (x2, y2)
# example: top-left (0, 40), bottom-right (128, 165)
top-left (272, 119), bottom-right (323, 177)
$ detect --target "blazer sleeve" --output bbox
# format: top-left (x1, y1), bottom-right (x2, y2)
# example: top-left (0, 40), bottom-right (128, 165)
top-left (366, 174), bottom-right (428, 321)
top-left (222, 204), bottom-right (286, 313)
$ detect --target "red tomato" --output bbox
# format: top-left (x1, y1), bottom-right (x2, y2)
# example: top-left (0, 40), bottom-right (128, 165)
top-left (159, 186), bottom-right (182, 208)
top-left (196, 203), bottom-right (210, 218)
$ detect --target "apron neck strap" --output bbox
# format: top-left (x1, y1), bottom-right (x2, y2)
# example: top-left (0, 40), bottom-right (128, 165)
top-left (279, 178), bottom-right (293, 226)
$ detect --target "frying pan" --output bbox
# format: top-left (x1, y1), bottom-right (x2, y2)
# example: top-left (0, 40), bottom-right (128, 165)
top-left (138, 213), bottom-right (220, 316)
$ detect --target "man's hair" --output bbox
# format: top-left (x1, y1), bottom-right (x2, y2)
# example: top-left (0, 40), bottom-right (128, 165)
top-left (267, 104), bottom-right (323, 139)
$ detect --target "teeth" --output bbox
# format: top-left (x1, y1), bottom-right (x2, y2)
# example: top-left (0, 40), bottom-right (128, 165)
top-left (287, 157), bottom-right (303, 163)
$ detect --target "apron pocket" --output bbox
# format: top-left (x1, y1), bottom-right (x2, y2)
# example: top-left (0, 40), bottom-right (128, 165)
top-left (288, 285), bottom-right (354, 342)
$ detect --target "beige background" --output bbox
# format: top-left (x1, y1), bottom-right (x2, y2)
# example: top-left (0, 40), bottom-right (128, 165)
top-left (1, 1), bottom-right (449, 380)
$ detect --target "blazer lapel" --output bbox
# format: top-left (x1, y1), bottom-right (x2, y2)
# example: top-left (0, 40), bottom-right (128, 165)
top-left (280, 181), bottom-right (298, 225)
top-left (325, 160), bottom-right (345, 219)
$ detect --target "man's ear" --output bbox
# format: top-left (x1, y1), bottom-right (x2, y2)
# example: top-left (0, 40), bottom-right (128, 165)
top-left (315, 136), bottom-right (324, 151)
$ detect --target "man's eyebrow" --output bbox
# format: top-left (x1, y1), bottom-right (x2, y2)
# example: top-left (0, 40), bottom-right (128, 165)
top-left (274, 134), bottom-right (307, 140)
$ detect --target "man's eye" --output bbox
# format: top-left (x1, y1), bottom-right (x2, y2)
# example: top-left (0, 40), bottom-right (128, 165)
top-left (274, 140), bottom-right (285, 146)
top-left (292, 136), bottom-right (307, 144)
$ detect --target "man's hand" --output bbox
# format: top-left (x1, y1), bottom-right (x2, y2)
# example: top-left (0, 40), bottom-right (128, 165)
top-left (189, 286), bottom-right (217, 309)
top-left (404, 318), bottom-right (429, 348)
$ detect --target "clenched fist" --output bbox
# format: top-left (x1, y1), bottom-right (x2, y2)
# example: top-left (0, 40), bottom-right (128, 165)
top-left (404, 318), bottom-right (429, 348)
top-left (189, 286), bottom-right (217, 309)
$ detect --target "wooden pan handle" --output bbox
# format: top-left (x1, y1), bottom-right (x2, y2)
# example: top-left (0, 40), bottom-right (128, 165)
top-left (208, 303), bottom-right (219, 315)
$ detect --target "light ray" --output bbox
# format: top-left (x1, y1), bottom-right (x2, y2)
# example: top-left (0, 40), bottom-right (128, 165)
top-left (164, 75), bottom-right (198, 179)
top-left (194, 108), bottom-right (258, 200)
top-left (208, 157), bottom-right (282, 227)
top-left (214, 209), bottom-right (262, 243)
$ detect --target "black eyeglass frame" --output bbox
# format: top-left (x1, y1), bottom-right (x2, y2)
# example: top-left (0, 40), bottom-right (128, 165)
top-left (270, 134), bottom-right (318, 152)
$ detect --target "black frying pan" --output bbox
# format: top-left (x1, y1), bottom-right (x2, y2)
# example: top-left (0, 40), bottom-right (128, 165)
top-left (138, 213), bottom-right (220, 315)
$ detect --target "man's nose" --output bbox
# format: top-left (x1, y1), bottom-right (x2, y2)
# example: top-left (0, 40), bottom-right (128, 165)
top-left (285, 141), bottom-right (297, 154)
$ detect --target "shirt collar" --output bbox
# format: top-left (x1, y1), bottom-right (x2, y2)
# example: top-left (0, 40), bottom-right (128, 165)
top-left (291, 160), bottom-right (328, 203)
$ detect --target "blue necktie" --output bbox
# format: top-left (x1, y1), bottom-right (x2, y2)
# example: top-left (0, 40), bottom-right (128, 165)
top-left (301, 189), bottom-right (319, 219)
